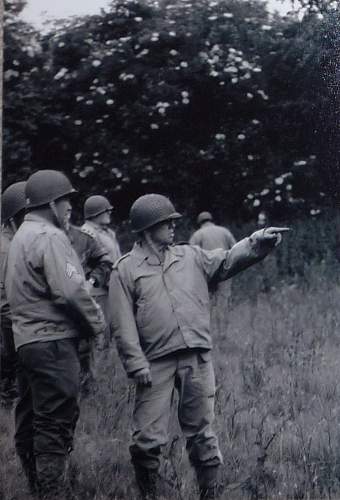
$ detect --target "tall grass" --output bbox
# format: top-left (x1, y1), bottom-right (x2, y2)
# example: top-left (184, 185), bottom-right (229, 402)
top-left (2, 214), bottom-right (340, 499)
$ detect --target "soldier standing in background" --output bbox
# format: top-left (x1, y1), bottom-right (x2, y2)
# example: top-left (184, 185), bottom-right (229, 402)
top-left (5, 170), bottom-right (106, 499)
top-left (82, 195), bottom-right (121, 264)
top-left (67, 222), bottom-right (113, 392)
top-left (190, 211), bottom-right (237, 335)
top-left (190, 212), bottom-right (236, 251)
top-left (81, 195), bottom-right (121, 345)
top-left (109, 193), bottom-right (289, 500)
top-left (0, 181), bottom-right (26, 407)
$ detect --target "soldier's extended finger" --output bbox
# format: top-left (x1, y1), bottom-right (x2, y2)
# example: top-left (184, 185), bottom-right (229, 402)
top-left (268, 227), bottom-right (291, 233)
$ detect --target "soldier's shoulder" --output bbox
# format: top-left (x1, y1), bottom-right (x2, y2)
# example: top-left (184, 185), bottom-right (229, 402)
top-left (113, 252), bottom-right (131, 270)
top-left (116, 252), bottom-right (131, 264)
top-left (80, 222), bottom-right (97, 239)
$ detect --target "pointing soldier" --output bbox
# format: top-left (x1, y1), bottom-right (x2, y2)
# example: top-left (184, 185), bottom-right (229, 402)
top-left (0, 181), bottom-right (27, 407)
top-left (5, 170), bottom-right (106, 499)
top-left (109, 193), bottom-right (289, 499)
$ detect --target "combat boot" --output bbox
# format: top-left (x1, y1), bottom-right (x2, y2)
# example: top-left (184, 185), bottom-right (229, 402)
top-left (36, 453), bottom-right (73, 500)
top-left (197, 465), bottom-right (222, 500)
top-left (133, 463), bottom-right (159, 500)
top-left (18, 451), bottom-right (37, 495)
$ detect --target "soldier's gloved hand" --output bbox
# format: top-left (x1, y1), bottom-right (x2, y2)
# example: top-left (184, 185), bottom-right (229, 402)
top-left (260, 227), bottom-right (291, 246)
top-left (133, 367), bottom-right (152, 387)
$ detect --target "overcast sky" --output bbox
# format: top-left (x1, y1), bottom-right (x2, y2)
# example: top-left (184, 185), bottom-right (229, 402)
top-left (21, 0), bottom-right (294, 28)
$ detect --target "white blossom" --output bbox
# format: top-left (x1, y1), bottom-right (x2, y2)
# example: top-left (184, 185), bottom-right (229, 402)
top-left (253, 199), bottom-right (260, 207)
top-left (92, 60), bottom-right (102, 67)
top-left (257, 90), bottom-right (269, 100)
top-left (275, 177), bottom-right (284, 185)
top-left (215, 133), bottom-right (226, 140)
top-left (169, 49), bottom-right (178, 56)
top-left (150, 123), bottom-right (159, 129)
top-left (74, 120), bottom-right (83, 125)
top-left (54, 67), bottom-right (68, 80)
top-left (237, 134), bottom-right (246, 140)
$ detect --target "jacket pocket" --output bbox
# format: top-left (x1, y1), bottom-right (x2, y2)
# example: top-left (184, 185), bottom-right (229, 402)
top-left (198, 350), bottom-right (212, 363)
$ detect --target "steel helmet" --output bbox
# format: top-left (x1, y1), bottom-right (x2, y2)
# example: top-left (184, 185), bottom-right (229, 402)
top-left (130, 194), bottom-right (182, 232)
top-left (2, 181), bottom-right (27, 223)
top-left (26, 170), bottom-right (77, 209)
top-left (197, 211), bottom-right (213, 226)
top-left (84, 195), bottom-right (113, 219)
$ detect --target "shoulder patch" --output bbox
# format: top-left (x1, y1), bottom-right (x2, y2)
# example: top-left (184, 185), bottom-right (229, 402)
top-left (65, 261), bottom-right (82, 281)
top-left (80, 223), bottom-right (96, 239)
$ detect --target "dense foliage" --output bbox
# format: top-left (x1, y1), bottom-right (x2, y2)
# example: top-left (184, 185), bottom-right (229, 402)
top-left (3, 0), bottom-right (340, 222)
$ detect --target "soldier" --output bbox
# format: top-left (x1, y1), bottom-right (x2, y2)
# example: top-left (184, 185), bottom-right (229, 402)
top-left (109, 193), bottom-right (289, 499)
top-left (5, 170), bottom-right (106, 499)
top-left (82, 195), bottom-right (121, 346)
top-left (83, 195), bottom-right (121, 264)
top-left (189, 211), bottom-right (236, 251)
top-left (0, 181), bottom-right (26, 407)
top-left (67, 223), bottom-right (113, 392)
top-left (189, 212), bottom-right (237, 333)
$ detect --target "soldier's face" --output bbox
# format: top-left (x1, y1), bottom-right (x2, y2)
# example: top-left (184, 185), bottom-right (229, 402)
top-left (95, 210), bottom-right (111, 226)
top-left (55, 197), bottom-right (72, 230)
top-left (149, 219), bottom-right (176, 246)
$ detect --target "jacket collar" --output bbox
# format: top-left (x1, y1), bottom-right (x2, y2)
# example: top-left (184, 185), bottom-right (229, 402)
top-left (24, 213), bottom-right (56, 226)
top-left (132, 241), bottom-right (184, 269)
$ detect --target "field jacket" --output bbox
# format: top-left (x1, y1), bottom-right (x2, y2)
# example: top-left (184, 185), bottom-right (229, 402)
top-left (82, 222), bottom-right (121, 264)
top-left (109, 230), bottom-right (276, 375)
top-left (5, 214), bottom-right (106, 350)
top-left (68, 224), bottom-right (113, 298)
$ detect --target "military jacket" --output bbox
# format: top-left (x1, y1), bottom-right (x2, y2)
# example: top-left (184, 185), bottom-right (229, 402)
top-left (5, 214), bottom-right (106, 349)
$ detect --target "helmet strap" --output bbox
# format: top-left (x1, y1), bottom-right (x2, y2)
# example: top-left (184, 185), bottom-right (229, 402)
top-left (144, 231), bottom-right (166, 264)
top-left (49, 201), bottom-right (64, 230)
top-left (9, 218), bottom-right (18, 234)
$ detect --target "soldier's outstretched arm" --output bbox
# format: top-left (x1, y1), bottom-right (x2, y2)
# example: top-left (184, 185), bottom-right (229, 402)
top-left (218, 227), bottom-right (291, 280)
top-left (44, 234), bottom-right (106, 338)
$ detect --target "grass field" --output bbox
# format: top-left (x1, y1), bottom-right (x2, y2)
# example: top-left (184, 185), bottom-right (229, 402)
top-left (2, 214), bottom-right (340, 499)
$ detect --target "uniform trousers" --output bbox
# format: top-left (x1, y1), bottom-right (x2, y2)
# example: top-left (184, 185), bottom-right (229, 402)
top-left (130, 349), bottom-right (222, 471)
